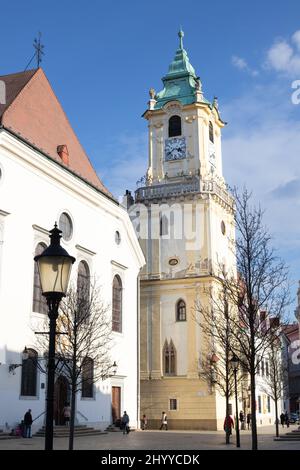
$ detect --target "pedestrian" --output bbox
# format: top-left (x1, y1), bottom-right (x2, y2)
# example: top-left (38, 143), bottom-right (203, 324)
top-left (284, 411), bottom-right (290, 428)
top-left (246, 413), bottom-right (251, 430)
top-left (223, 415), bottom-right (234, 436)
top-left (159, 411), bottom-right (168, 430)
top-left (280, 412), bottom-right (285, 428)
top-left (23, 409), bottom-right (33, 438)
top-left (121, 411), bottom-right (130, 435)
top-left (239, 411), bottom-right (244, 430)
top-left (141, 414), bottom-right (147, 430)
top-left (63, 402), bottom-right (71, 426)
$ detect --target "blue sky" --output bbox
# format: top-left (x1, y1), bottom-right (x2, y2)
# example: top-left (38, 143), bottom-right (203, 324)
top-left (1, 0), bottom-right (300, 317)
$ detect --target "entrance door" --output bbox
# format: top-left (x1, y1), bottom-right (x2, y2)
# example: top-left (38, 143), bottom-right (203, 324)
top-left (54, 375), bottom-right (69, 425)
top-left (111, 386), bottom-right (121, 424)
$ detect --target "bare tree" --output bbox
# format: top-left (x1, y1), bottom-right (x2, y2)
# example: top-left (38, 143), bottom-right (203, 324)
top-left (219, 188), bottom-right (290, 450)
top-left (35, 281), bottom-right (113, 450)
top-left (260, 327), bottom-right (288, 438)
top-left (195, 284), bottom-right (241, 444)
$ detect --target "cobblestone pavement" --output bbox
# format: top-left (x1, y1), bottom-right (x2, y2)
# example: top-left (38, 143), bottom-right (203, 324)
top-left (0, 425), bottom-right (299, 450)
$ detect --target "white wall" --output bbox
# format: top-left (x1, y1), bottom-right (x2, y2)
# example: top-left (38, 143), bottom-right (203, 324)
top-left (0, 130), bottom-right (144, 430)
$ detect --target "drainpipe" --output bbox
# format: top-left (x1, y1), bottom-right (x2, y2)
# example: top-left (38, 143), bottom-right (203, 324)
top-left (137, 271), bottom-right (141, 429)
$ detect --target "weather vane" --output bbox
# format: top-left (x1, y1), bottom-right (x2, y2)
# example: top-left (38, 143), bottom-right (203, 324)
top-left (33, 32), bottom-right (45, 67)
top-left (24, 31), bottom-right (45, 71)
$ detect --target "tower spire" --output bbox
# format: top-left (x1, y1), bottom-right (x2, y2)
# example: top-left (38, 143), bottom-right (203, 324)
top-left (178, 27), bottom-right (184, 50)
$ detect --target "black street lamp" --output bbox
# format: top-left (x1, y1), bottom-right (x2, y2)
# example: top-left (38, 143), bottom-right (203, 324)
top-left (230, 354), bottom-right (240, 448)
top-left (34, 223), bottom-right (75, 450)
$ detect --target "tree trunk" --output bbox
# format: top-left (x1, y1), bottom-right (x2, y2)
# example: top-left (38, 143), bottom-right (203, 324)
top-left (250, 370), bottom-right (258, 450)
top-left (68, 355), bottom-right (77, 451)
top-left (274, 394), bottom-right (279, 438)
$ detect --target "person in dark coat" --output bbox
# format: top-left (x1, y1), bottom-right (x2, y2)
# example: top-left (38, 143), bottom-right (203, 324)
top-left (246, 413), bottom-right (251, 430)
top-left (284, 412), bottom-right (290, 428)
top-left (23, 409), bottom-right (33, 438)
top-left (121, 411), bottom-right (130, 435)
top-left (239, 411), bottom-right (244, 429)
top-left (280, 412), bottom-right (285, 428)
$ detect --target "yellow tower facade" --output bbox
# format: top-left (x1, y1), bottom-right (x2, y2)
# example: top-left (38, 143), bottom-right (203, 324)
top-left (134, 30), bottom-right (236, 430)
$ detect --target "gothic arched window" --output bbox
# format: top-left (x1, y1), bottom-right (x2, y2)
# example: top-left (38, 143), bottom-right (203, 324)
top-left (163, 340), bottom-right (176, 376)
top-left (21, 348), bottom-right (38, 396)
top-left (33, 242), bottom-right (47, 314)
top-left (209, 121), bottom-right (214, 143)
top-left (176, 299), bottom-right (186, 321)
top-left (168, 115), bottom-right (182, 137)
top-left (112, 275), bottom-right (122, 332)
top-left (82, 357), bottom-right (94, 398)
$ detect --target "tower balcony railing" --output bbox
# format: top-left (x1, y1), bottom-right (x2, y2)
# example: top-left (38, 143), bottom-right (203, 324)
top-left (135, 178), bottom-right (234, 209)
top-left (135, 178), bottom-right (200, 201)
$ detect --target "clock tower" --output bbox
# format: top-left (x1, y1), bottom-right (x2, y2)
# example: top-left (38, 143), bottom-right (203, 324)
top-left (134, 30), bottom-right (236, 430)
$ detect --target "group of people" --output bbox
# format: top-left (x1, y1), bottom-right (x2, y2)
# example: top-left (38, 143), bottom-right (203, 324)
top-left (9, 403), bottom-right (71, 438)
top-left (140, 411), bottom-right (168, 431)
top-left (9, 409), bottom-right (33, 438)
top-left (121, 411), bottom-right (167, 433)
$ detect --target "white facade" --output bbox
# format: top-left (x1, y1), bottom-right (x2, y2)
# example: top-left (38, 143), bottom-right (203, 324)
top-left (0, 129), bottom-right (144, 432)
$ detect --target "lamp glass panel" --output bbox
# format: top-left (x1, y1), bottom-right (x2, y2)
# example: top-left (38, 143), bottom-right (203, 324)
top-left (37, 256), bottom-right (73, 294)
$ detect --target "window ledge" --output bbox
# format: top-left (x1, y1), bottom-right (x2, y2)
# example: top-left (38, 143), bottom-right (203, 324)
top-left (19, 396), bottom-right (39, 400)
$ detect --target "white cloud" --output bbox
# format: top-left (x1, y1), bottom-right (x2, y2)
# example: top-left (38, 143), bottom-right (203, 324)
top-left (266, 31), bottom-right (300, 76)
top-left (231, 55), bottom-right (259, 77)
top-left (292, 30), bottom-right (300, 51)
top-left (222, 83), bottom-right (300, 303)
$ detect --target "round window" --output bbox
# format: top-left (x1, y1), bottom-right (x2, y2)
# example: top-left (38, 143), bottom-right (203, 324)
top-left (59, 212), bottom-right (73, 241)
top-left (221, 221), bottom-right (226, 236)
top-left (115, 231), bottom-right (121, 245)
top-left (169, 258), bottom-right (179, 266)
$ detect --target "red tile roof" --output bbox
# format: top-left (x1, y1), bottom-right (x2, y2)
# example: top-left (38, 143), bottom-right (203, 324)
top-left (0, 68), bottom-right (113, 199)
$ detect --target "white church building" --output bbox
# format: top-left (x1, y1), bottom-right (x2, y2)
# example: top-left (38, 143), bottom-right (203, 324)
top-left (0, 68), bottom-right (144, 433)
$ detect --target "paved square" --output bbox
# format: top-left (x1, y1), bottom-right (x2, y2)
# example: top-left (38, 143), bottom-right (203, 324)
top-left (0, 426), bottom-right (299, 451)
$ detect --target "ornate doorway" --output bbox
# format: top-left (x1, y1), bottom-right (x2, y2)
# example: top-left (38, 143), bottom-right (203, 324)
top-left (54, 375), bottom-right (69, 425)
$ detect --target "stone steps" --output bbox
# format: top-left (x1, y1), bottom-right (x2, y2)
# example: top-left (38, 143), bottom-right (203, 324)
top-left (274, 428), bottom-right (300, 441)
top-left (105, 424), bottom-right (122, 432)
top-left (35, 425), bottom-right (107, 438)
top-left (0, 434), bottom-right (20, 441)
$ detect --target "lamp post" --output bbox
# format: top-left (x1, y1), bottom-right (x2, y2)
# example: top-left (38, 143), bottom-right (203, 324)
top-left (34, 223), bottom-right (75, 450)
top-left (230, 354), bottom-right (240, 448)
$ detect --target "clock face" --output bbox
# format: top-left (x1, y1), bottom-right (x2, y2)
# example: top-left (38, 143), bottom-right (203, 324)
top-left (165, 137), bottom-right (186, 161)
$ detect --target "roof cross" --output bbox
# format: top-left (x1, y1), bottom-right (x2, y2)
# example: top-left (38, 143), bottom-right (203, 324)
top-left (33, 32), bottom-right (45, 67)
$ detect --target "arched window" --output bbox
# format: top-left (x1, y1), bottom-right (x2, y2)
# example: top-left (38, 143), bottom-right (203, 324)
top-left (176, 299), bottom-right (186, 321)
top-left (77, 261), bottom-right (90, 321)
top-left (168, 115), bottom-right (182, 137)
top-left (21, 349), bottom-right (38, 396)
top-left (209, 121), bottom-right (214, 143)
top-left (112, 275), bottom-right (122, 332)
top-left (33, 243), bottom-right (47, 314)
top-left (82, 357), bottom-right (94, 398)
top-left (159, 214), bottom-right (169, 237)
top-left (77, 261), bottom-right (90, 302)
top-left (163, 340), bottom-right (176, 376)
